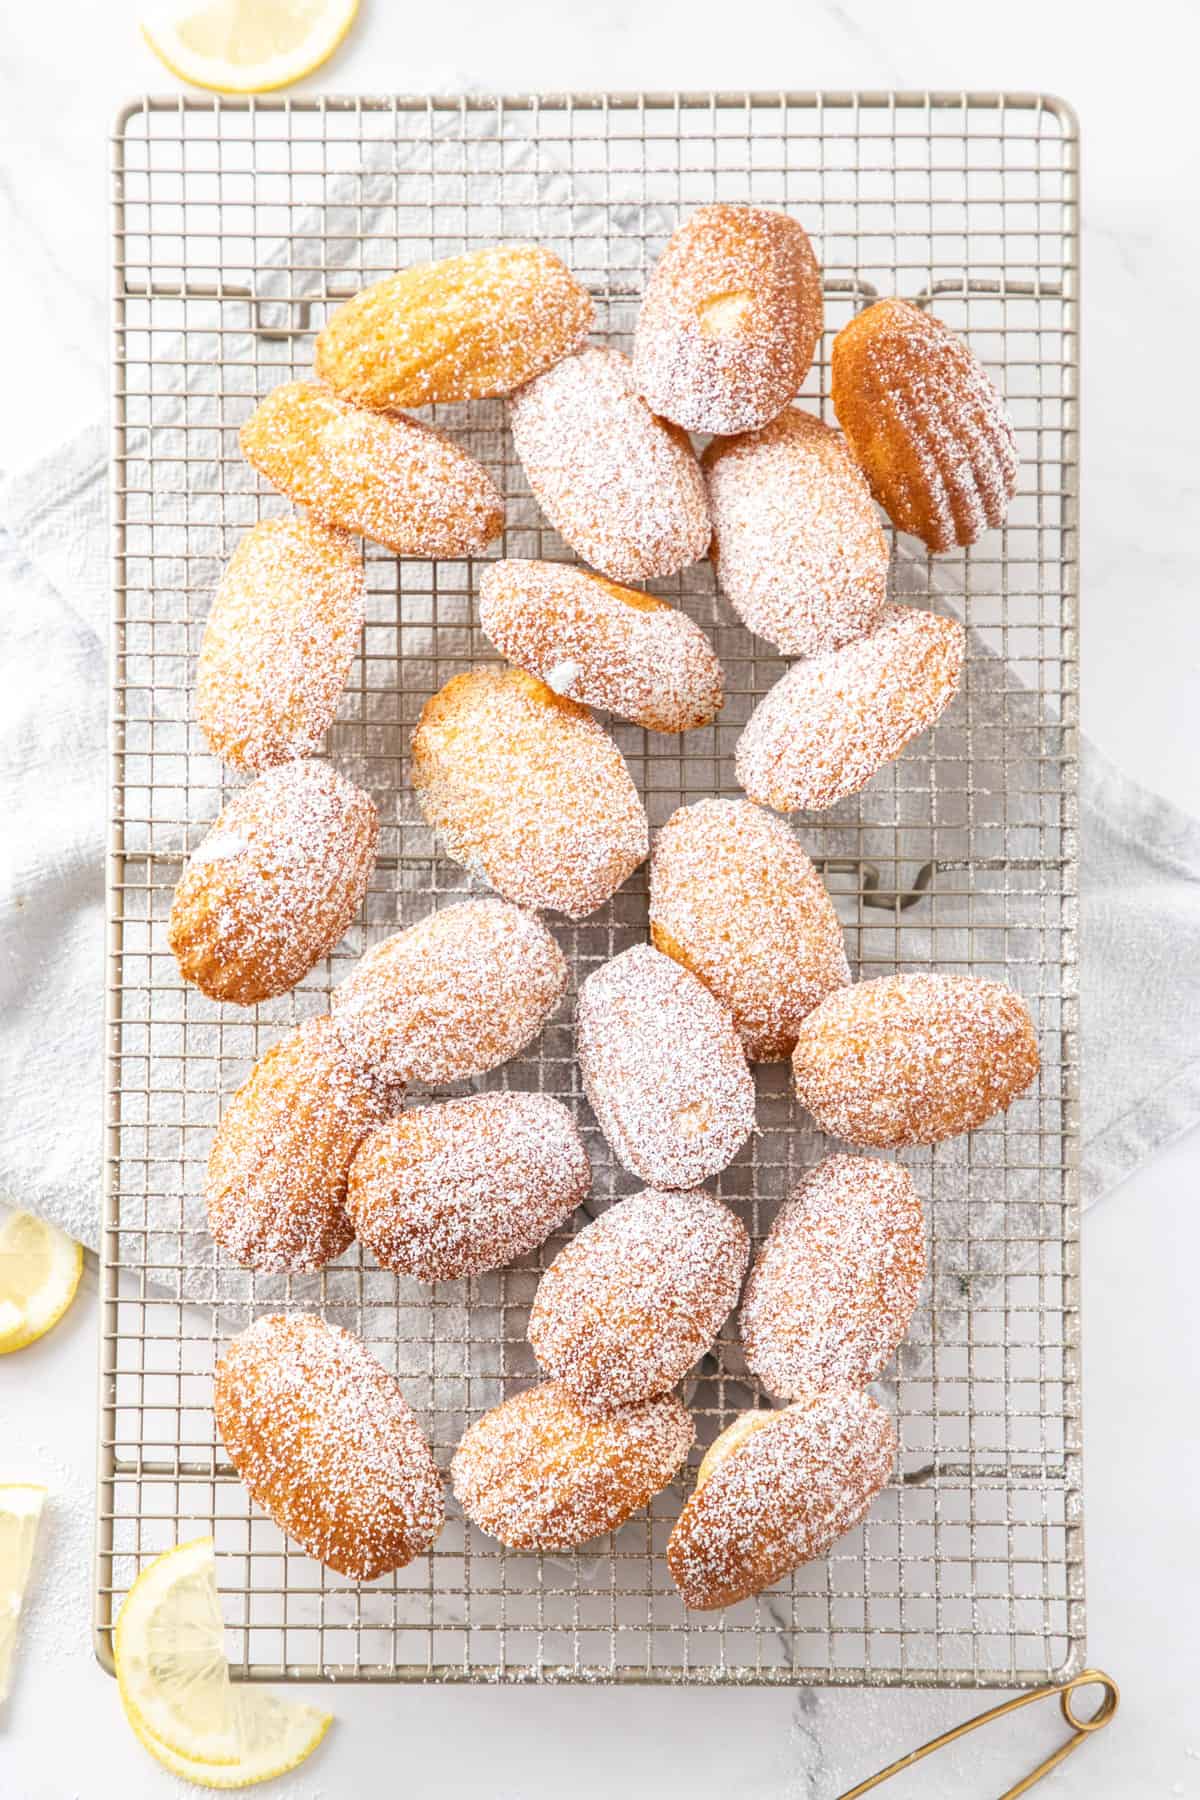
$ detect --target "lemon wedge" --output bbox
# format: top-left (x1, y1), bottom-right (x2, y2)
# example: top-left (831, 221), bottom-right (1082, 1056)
top-left (115, 1537), bottom-right (332, 1786)
top-left (0, 1485), bottom-right (46, 1703)
top-left (0, 1210), bottom-right (84, 1355)
top-left (141, 0), bottom-right (358, 94)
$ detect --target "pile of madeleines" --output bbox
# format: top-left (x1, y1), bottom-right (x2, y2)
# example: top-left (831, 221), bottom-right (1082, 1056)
top-left (166, 205), bottom-right (1039, 1613)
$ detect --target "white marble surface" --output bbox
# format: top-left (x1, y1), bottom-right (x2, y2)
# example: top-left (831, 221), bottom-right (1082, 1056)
top-left (2, 2), bottom-right (1199, 1796)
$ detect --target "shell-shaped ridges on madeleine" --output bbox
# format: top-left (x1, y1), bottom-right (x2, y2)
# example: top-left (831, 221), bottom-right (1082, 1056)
top-left (314, 243), bottom-right (594, 409)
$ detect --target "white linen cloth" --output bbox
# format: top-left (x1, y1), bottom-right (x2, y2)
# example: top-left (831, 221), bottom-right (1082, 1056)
top-left (3, 419), bottom-right (1198, 1245)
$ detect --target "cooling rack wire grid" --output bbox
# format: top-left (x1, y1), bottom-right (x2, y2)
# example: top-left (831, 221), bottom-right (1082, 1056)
top-left (97, 91), bottom-right (1080, 1688)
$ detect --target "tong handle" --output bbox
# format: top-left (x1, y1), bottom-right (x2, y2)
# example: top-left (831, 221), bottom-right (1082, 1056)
top-left (837, 1669), bottom-right (1119, 1799)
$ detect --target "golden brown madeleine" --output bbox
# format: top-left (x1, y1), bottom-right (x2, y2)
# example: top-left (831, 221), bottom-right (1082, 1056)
top-left (213, 1313), bottom-right (444, 1580)
top-left (831, 297), bottom-right (1018, 552)
top-left (527, 1187), bottom-right (749, 1410)
top-left (739, 1156), bottom-right (925, 1396)
top-left (477, 559), bottom-right (724, 734)
top-left (734, 604), bottom-right (965, 814)
top-left (314, 244), bottom-right (593, 410)
top-left (346, 1092), bottom-right (590, 1282)
top-left (703, 409), bottom-right (889, 657)
top-left (410, 667), bottom-right (649, 920)
top-left (206, 1016), bottom-right (397, 1272)
top-left (239, 380), bottom-right (503, 557)
top-left (633, 204), bottom-right (824, 435)
top-left (451, 1380), bottom-right (693, 1550)
top-left (508, 346), bottom-right (711, 584)
top-left (330, 897), bottom-right (567, 1088)
top-left (791, 973), bottom-right (1040, 1148)
top-left (666, 1389), bottom-right (896, 1609)
top-left (576, 944), bottom-right (755, 1189)
top-left (650, 798), bottom-right (850, 1062)
top-left (168, 759), bottom-right (378, 1005)
top-left (196, 518), bottom-right (365, 773)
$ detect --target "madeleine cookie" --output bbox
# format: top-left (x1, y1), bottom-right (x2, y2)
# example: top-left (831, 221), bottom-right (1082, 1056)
top-left (650, 798), bottom-right (850, 1062)
top-left (528, 1187), bottom-right (749, 1410)
top-left (197, 518), bottom-right (365, 772)
top-left (509, 346), bottom-right (710, 583)
top-left (451, 1381), bottom-right (693, 1550)
top-left (330, 897), bottom-right (566, 1089)
top-left (577, 944), bottom-right (755, 1189)
top-left (703, 409), bottom-right (889, 657)
top-left (214, 1313), bottom-right (444, 1580)
top-left (168, 759), bottom-right (378, 1005)
top-left (740, 1156), bottom-right (925, 1396)
top-left (410, 666), bottom-right (648, 919)
top-left (477, 560), bottom-right (724, 734)
top-left (792, 972), bottom-right (1040, 1147)
top-left (735, 604), bottom-right (965, 813)
top-left (666, 1389), bottom-right (896, 1609)
top-left (206, 1017), bottom-right (396, 1272)
top-left (347, 1092), bottom-right (590, 1282)
top-left (239, 380), bottom-right (503, 557)
top-left (633, 205), bottom-right (824, 435)
top-left (832, 298), bottom-right (1018, 552)
top-left (314, 244), bottom-right (593, 410)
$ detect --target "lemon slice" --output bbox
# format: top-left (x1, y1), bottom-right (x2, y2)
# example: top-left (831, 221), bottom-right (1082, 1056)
top-left (0, 1485), bottom-right (46, 1703)
top-left (128, 1688), bottom-right (333, 1789)
top-left (115, 1536), bottom-right (240, 1765)
top-left (0, 1211), bottom-right (84, 1355)
top-left (115, 1537), bottom-right (333, 1786)
top-left (141, 0), bottom-right (359, 94)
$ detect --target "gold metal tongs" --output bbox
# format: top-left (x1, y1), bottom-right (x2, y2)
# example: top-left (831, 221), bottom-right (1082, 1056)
top-left (837, 1669), bottom-right (1120, 1799)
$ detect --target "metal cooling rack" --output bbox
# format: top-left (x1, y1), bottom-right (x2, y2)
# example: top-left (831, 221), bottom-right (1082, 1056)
top-left (96, 91), bottom-right (1081, 1689)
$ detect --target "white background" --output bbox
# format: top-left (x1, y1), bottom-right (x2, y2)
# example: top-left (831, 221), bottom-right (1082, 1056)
top-left (2, 1), bottom-right (1199, 1796)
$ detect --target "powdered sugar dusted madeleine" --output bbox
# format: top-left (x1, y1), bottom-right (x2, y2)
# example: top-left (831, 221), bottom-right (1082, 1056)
top-left (792, 973), bottom-right (1040, 1148)
top-left (832, 298), bottom-right (1018, 553)
top-left (667, 1388), bottom-right (896, 1609)
top-left (214, 1313), bottom-right (444, 1580)
top-left (196, 518), bottom-right (364, 773)
top-left (410, 667), bottom-right (648, 919)
top-left (703, 409), bottom-right (889, 657)
top-left (206, 1016), bottom-right (396, 1273)
top-left (239, 380), bottom-right (503, 556)
top-left (735, 604), bottom-right (965, 813)
top-left (347, 1092), bottom-right (590, 1282)
top-left (740, 1155), bottom-right (925, 1397)
top-left (634, 205), bottom-right (824, 435)
top-left (314, 244), bottom-right (593, 410)
top-left (331, 898), bottom-right (567, 1089)
top-left (650, 798), bottom-right (850, 1062)
top-left (508, 346), bottom-right (710, 583)
top-left (577, 944), bottom-right (756, 1189)
top-left (168, 759), bottom-right (378, 1005)
top-left (528, 1187), bottom-right (749, 1410)
top-left (477, 559), bottom-right (723, 734)
top-left (451, 1381), bottom-right (693, 1550)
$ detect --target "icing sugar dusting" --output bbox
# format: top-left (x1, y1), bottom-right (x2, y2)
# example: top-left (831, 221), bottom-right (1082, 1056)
top-left (576, 944), bottom-right (756, 1189)
top-left (509, 346), bottom-right (711, 583)
top-left (704, 408), bottom-right (889, 658)
top-left (667, 1388), bottom-right (896, 1609)
top-left (740, 1154), bottom-right (926, 1396)
top-left (633, 204), bottom-right (824, 436)
top-left (528, 1186), bottom-right (750, 1409)
top-left (239, 380), bottom-right (504, 557)
top-left (735, 603), bottom-right (965, 813)
top-left (791, 972), bottom-right (1040, 1148)
top-left (451, 1381), bottom-right (694, 1551)
top-left (478, 559), bottom-right (724, 734)
top-left (347, 1091), bottom-right (590, 1282)
top-left (649, 797), bottom-right (850, 1062)
top-left (214, 1312), bottom-right (444, 1580)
